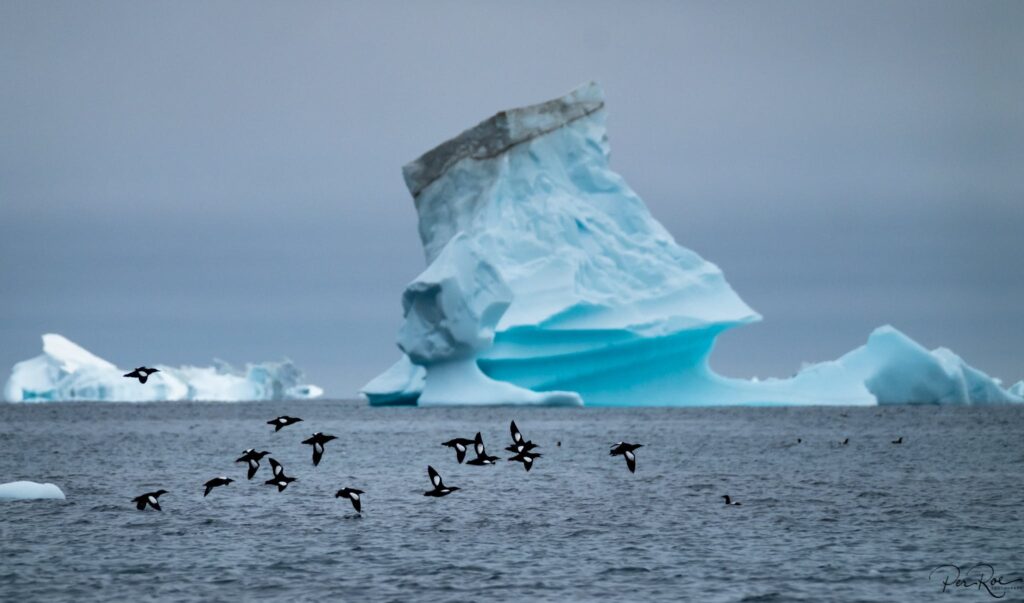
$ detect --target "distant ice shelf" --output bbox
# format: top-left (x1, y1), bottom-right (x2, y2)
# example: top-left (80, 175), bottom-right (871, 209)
top-left (362, 82), bottom-right (1022, 407)
top-left (4, 334), bottom-right (323, 402)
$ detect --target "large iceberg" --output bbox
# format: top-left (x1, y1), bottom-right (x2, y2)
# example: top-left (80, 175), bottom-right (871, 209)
top-left (4, 334), bottom-right (324, 402)
top-left (363, 83), bottom-right (1021, 407)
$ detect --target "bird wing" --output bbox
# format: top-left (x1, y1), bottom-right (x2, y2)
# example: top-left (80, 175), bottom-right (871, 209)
top-left (312, 446), bottom-right (323, 466)
top-left (625, 450), bottom-right (636, 473)
top-left (510, 421), bottom-right (522, 444)
top-left (351, 495), bottom-right (361, 513)
top-left (455, 445), bottom-right (467, 464)
top-left (474, 433), bottom-right (485, 456)
top-left (269, 458), bottom-right (284, 476)
top-left (247, 460), bottom-right (258, 479)
top-left (427, 466), bottom-right (442, 488)
top-left (133, 497), bottom-right (146, 510)
top-left (203, 484), bottom-right (213, 497)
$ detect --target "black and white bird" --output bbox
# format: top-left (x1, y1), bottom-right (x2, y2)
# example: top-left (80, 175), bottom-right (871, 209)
top-left (465, 432), bottom-right (499, 466)
top-left (203, 477), bottom-right (233, 497)
top-left (235, 449), bottom-right (270, 479)
top-left (722, 494), bottom-right (742, 506)
top-left (610, 441), bottom-right (642, 473)
top-left (442, 437), bottom-right (475, 464)
top-left (335, 487), bottom-right (364, 513)
top-left (508, 449), bottom-right (542, 472)
top-left (301, 432), bottom-right (337, 466)
top-left (891, 436), bottom-right (903, 445)
top-left (505, 420), bottom-right (539, 454)
top-left (423, 465), bottom-right (459, 497)
top-left (267, 416), bottom-right (303, 432)
top-left (124, 367), bottom-right (159, 384)
top-left (264, 458), bottom-right (297, 492)
top-left (131, 489), bottom-right (167, 511)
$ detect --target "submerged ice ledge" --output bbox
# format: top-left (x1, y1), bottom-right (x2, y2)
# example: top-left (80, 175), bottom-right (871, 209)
top-left (362, 83), bottom-right (1021, 407)
top-left (4, 334), bottom-right (323, 402)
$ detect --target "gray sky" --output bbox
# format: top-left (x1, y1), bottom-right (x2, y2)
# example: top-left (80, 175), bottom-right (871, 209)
top-left (2, 1), bottom-right (1022, 397)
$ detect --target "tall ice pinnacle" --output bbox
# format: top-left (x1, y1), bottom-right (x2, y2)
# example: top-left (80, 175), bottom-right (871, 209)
top-left (361, 83), bottom-right (1021, 407)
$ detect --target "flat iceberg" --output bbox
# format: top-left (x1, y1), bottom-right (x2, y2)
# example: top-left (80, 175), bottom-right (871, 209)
top-left (0, 481), bottom-right (66, 500)
top-left (363, 83), bottom-right (1021, 407)
top-left (4, 334), bottom-right (323, 402)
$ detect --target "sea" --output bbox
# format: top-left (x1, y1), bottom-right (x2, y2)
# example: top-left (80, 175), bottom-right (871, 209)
top-left (1, 400), bottom-right (1022, 602)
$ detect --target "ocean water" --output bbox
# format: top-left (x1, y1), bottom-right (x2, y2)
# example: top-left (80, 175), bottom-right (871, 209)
top-left (1, 401), bottom-right (1022, 602)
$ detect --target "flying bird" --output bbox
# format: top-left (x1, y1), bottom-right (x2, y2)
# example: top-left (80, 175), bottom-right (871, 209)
top-left (203, 477), bottom-right (233, 497)
top-left (423, 465), bottom-right (459, 497)
top-left (235, 449), bottom-right (270, 479)
top-left (891, 437), bottom-right (903, 445)
top-left (264, 458), bottom-right (296, 492)
top-left (466, 432), bottom-right (499, 466)
top-left (610, 441), bottom-right (642, 473)
top-left (509, 449), bottom-right (541, 472)
top-left (505, 420), bottom-right (539, 454)
top-left (267, 416), bottom-right (303, 432)
top-left (335, 487), bottom-right (364, 513)
top-left (301, 432), bottom-right (337, 466)
top-left (124, 367), bottom-right (159, 384)
top-left (722, 494), bottom-right (742, 506)
top-left (131, 489), bottom-right (167, 511)
top-left (442, 437), bottom-right (475, 464)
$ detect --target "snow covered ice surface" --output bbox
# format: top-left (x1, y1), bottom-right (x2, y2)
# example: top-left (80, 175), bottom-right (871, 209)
top-left (363, 82), bottom-right (1022, 407)
top-left (4, 334), bottom-right (323, 402)
top-left (0, 481), bottom-right (65, 501)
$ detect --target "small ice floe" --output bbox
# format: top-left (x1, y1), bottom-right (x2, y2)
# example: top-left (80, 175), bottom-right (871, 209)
top-left (0, 480), bottom-right (66, 500)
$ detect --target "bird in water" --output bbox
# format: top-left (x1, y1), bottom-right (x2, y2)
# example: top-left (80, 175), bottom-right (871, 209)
top-left (509, 449), bottom-right (542, 472)
top-left (124, 367), bottom-right (159, 384)
top-left (423, 465), bottom-right (459, 497)
top-left (610, 441), bottom-right (642, 473)
top-left (203, 477), bottom-right (233, 497)
top-left (235, 449), bottom-right (270, 479)
top-left (131, 489), bottom-right (167, 511)
top-left (891, 436), bottom-right (903, 445)
top-left (841, 438), bottom-right (849, 446)
top-left (505, 420), bottom-right (539, 454)
top-left (301, 432), bottom-right (337, 466)
top-left (721, 494), bottom-right (742, 506)
top-left (267, 416), bottom-right (303, 432)
top-left (335, 487), bottom-right (364, 513)
top-left (264, 458), bottom-right (297, 492)
top-left (441, 437), bottom-right (475, 464)
top-left (466, 432), bottom-right (499, 466)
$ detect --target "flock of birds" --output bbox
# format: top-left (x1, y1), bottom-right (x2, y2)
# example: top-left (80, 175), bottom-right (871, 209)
top-left (129, 412), bottom-right (645, 513)
top-left (123, 366), bottom-right (905, 513)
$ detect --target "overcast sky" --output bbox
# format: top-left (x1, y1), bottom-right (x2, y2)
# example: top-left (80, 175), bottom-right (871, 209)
top-left (2, 1), bottom-right (1022, 397)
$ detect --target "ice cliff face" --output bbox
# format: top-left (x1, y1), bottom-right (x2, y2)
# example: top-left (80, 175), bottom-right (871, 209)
top-left (365, 82), bottom-right (1021, 406)
top-left (4, 334), bottom-right (323, 402)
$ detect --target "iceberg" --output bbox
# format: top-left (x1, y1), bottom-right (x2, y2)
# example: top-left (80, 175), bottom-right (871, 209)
top-left (0, 481), bottom-right (66, 500)
top-left (363, 83), bottom-right (1022, 407)
top-left (4, 334), bottom-right (323, 402)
